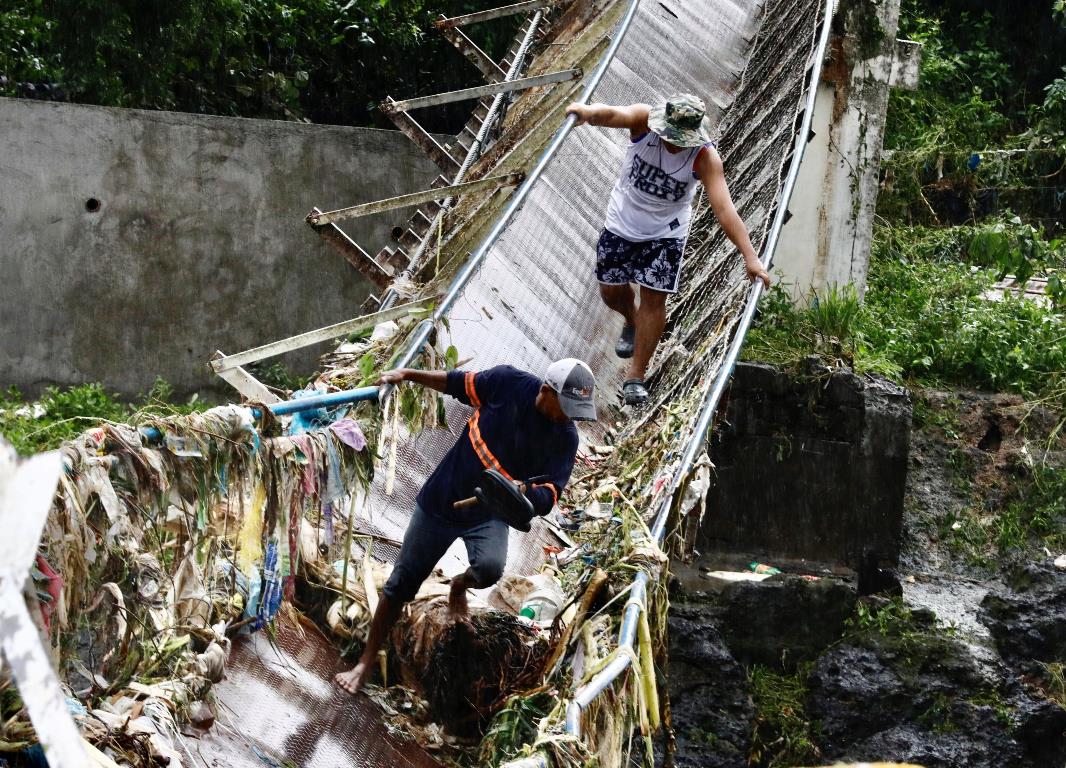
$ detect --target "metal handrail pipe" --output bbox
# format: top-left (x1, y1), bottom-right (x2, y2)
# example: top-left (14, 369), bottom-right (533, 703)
top-left (138, 386), bottom-right (381, 443)
top-left (387, 0), bottom-right (643, 375)
top-left (562, 0), bottom-right (837, 744)
top-left (563, 570), bottom-right (647, 736)
top-left (654, 0), bottom-right (835, 541)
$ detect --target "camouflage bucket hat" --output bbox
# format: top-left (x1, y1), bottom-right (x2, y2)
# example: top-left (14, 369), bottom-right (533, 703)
top-left (647, 93), bottom-right (713, 148)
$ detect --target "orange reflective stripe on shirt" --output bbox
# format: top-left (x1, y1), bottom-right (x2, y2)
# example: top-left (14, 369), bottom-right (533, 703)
top-left (464, 371), bottom-right (480, 407)
top-left (467, 410), bottom-right (515, 481)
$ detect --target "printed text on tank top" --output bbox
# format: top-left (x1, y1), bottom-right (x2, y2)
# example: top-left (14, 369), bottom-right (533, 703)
top-left (604, 132), bottom-right (715, 241)
top-left (625, 136), bottom-right (699, 202)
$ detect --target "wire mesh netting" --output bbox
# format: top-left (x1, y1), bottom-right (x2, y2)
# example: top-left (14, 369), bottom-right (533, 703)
top-left (349, 0), bottom-right (822, 588)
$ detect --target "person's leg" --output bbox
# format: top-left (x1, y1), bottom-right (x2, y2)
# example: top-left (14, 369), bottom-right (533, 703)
top-left (599, 282), bottom-right (637, 326)
top-left (596, 229), bottom-right (640, 357)
top-left (624, 237), bottom-right (683, 393)
top-left (451, 517), bottom-right (510, 616)
top-left (333, 594), bottom-right (403, 694)
top-left (334, 506), bottom-right (459, 694)
top-left (628, 285), bottom-right (668, 381)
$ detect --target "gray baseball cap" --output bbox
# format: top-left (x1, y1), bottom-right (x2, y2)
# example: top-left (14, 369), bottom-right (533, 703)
top-left (544, 358), bottom-right (597, 421)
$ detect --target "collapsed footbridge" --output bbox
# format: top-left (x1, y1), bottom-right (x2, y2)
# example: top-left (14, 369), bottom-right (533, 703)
top-left (2, 0), bottom-right (883, 765)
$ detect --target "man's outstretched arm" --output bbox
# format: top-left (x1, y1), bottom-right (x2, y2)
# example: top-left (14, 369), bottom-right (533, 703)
top-left (566, 102), bottom-right (651, 140)
top-left (378, 368), bottom-right (447, 392)
top-left (696, 147), bottom-right (772, 288)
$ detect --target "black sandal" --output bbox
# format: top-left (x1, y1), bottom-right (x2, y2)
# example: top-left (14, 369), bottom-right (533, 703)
top-left (615, 324), bottom-right (636, 359)
top-left (622, 378), bottom-right (648, 406)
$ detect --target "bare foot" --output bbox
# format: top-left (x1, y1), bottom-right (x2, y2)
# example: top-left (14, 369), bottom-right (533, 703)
top-left (448, 580), bottom-right (469, 618)
top-left (334, 662), bottom-right (369, 695)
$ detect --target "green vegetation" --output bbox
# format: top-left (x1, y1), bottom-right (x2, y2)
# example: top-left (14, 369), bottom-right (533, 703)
top-left (886, 0), bottom-right (1066, 154)
top-left (1039, 661), bottom-right (1066, 707)
top-left (940, 460), bottom-right (1066, 566)
top-left (0, 379), bottom-right (207, 455)
top-left (747, 663), bottom-right (820, 768)
top-left (747, 229), bottom-right (1066, 400)
top-left (842, 599), bottom-right (1016, 730)
top-left (246, 360), bottom-right (312, 392)
top-left (0, 0), bottom-right (521, 131)
top-left (746, 6), bottom-right (1066, 547)
top-left (477, 690), bottom-right (554, 766)
top-left (878, 0), bottom-right (1066, 225)
top-left (844, 599), bottom-right (963, 677)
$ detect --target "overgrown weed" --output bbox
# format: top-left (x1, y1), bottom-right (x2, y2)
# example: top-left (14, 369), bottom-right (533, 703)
top-left (748, 225), bottom-right (1066, 408)
top-left (0, 378), bottom-right (208, 455)
top-left (747, 663), bottom-right (821, 768)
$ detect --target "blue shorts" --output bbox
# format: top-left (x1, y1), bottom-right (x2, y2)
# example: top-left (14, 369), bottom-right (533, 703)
top-left (596, 228), bottom-right (685, 294)
top-left (382, 505), bottom-right (509, 604)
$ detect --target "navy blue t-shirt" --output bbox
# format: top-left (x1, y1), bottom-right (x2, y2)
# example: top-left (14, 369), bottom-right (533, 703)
top-left (416, 365), bottom-right (580, 525)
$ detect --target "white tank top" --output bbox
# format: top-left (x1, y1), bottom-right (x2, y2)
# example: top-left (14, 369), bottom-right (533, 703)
top-left (604, 132), bottom-right (710, 242)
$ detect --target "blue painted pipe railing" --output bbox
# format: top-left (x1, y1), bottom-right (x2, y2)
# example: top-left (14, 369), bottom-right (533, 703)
top-left (139, 385), bottom-right (380, 444)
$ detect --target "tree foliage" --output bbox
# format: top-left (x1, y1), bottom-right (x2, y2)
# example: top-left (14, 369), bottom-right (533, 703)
top-left (0, 0), bottom-right (520, 131)
top-left (885, 0), bottom-right (1066, 152)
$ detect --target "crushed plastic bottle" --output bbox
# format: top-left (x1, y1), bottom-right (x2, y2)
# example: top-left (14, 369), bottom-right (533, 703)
top-left (517, 573), bottom-right (564, 627)
top-left (748, 562), bottom-right (781, 576)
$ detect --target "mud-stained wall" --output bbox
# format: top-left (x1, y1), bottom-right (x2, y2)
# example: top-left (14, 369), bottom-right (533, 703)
top-left (702, 361), bottom-right (911, 566)
top-left (0, 98), bottom-right (441, 397)
top-left (774, 0), bottom-right (919, 302)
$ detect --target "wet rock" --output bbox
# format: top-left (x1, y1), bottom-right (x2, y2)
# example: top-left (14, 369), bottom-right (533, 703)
top-left (704, 575), bottom-right (857, 668)
top-left (981, 561), bottom-right (1066, 667)
top-left (841, 723), bottom-right (1021, 768)
top-left (188, 700), bottom-right (215, 730)
top-left (664, 603), bottom-right (753, 768)
top-left (807, 623), bottom-right (1066, 768)
top-left (807, 643), bottom-right (918, 749)
top-left (1010, 689), bottom-right (1066, 766)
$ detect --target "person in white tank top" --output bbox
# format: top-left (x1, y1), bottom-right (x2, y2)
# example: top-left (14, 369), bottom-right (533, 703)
top-left (567, 94), bottom-right (770, 406)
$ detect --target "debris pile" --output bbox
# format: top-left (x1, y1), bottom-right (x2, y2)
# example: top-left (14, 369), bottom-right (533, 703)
top-left (6, 402), bottom-right (374, 766)
top-left (401, 607), bottom-right (548, 736)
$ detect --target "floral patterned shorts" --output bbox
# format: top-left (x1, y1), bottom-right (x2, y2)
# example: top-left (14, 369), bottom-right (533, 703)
top-left (595, 228), bottom-right (685, 294)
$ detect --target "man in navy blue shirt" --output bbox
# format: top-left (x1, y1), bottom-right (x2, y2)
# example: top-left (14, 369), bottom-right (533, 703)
top-left (335, 359), bottom-right (596, 695)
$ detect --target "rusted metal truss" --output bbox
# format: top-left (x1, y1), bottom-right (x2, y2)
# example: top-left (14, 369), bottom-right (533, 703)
top-left (380, 69), bottom-right (581, 114)
top-left (307, 172), bottom-right (524, 227)
top-left (211, 297), bottom-right (438, 374)
top-left (210, 350), bottom-right (283, 403)
top-left (432, 0), bottom-right (557, 29)
top-left (382, 103), bottom-right (462, 176)
top-left (438, 25), bottom-right (507, 82)
top-left (308, 206), bottom-right (396, 288)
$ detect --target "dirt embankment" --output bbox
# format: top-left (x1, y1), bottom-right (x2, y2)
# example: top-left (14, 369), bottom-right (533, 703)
top-left (664, 381), bottom-right (1066, 768)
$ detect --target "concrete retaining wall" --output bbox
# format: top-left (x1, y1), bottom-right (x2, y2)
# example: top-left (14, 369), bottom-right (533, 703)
top-left (0, 98), bottom-right (441, 397)
top-left (701, 360), bottom-right (911, 567)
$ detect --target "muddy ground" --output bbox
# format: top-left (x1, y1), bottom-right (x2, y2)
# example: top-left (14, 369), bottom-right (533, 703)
top-left (664, 384), bottom-right (1066, 768)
